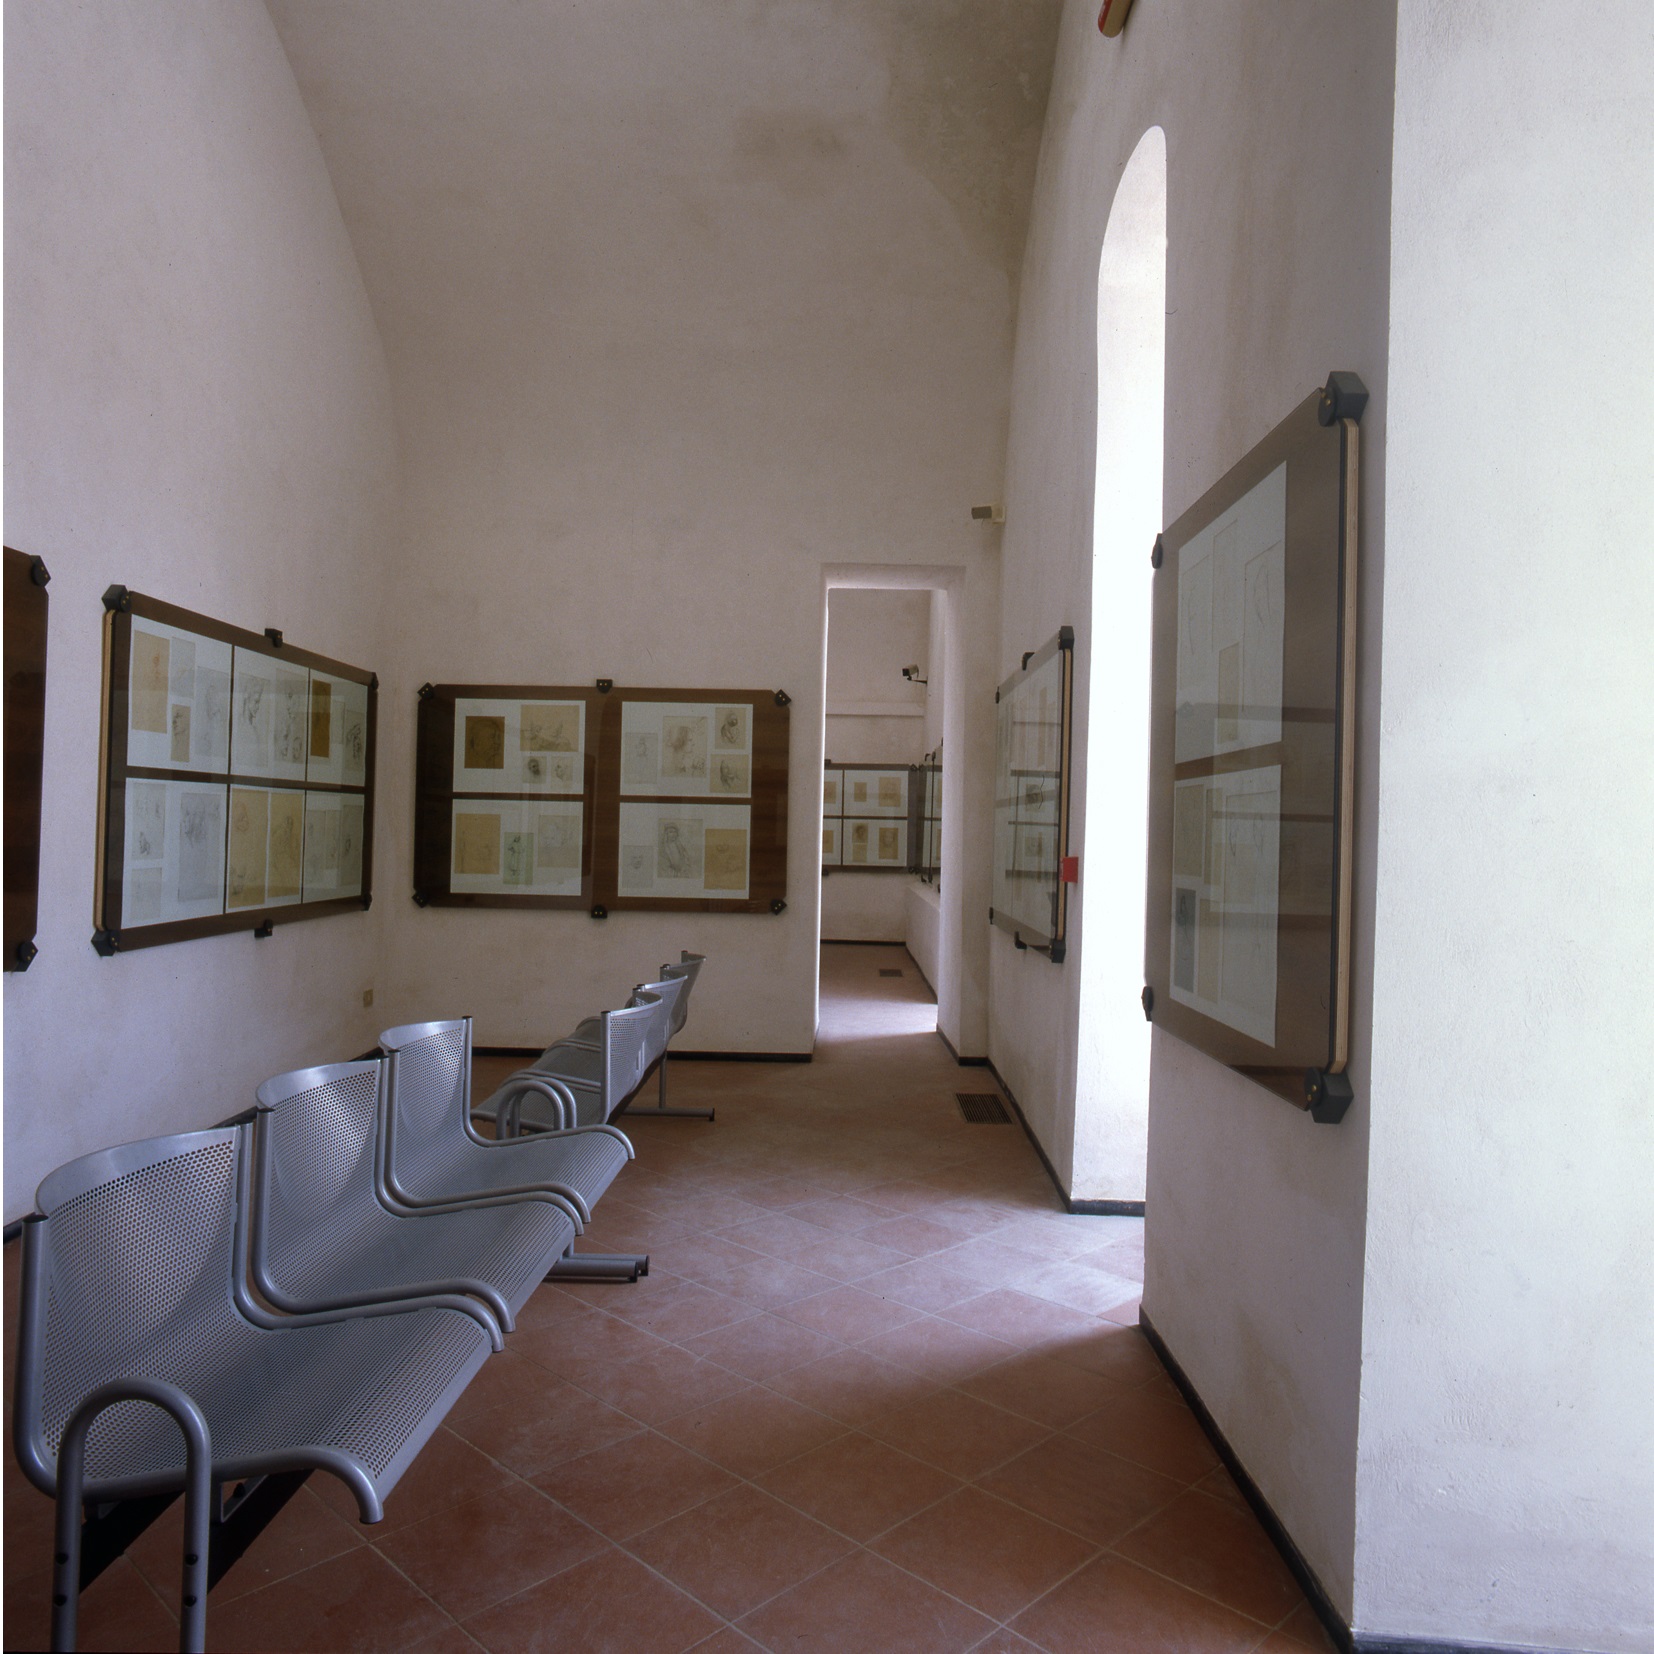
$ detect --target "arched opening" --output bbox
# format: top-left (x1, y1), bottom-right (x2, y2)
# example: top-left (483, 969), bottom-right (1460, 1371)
top-left (1072, 126), bottom-right (1166, 1201)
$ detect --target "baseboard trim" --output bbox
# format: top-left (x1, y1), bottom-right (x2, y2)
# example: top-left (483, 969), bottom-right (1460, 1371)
top-left (475, 1044), bottom-right (812, 1065)
top-left (819, 937), bottom-right (904, 946)
top-left (951, 1054), bottom-right (1142, 1221)
top-left (935, 1025), bottom-right (989, 1067)
top-left (1136, 1312), bottom-right (1577, 1654)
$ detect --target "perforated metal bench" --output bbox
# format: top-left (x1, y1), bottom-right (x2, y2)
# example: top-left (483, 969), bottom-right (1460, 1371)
top-left (14, 1128), bottom-right (496, 1652)
top-left (478, 983), bottom-right (674, 1132)
top-left (250, 1058), bottom-right (580, 1334)
top-left (378, 1016), bottom-right (644, 1282)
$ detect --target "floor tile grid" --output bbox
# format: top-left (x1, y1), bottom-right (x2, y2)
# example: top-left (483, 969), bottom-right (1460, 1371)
top-left (4, 946), bottom-right (1325, 1653)
top-left (509, 1255), bottom-right (1314, 1652)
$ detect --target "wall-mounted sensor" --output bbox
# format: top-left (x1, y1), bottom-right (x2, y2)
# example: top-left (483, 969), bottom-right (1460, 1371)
top-left (901, 665), bottom-right (929, 686)
top-left (970, 503), bottom-right (1005, 524)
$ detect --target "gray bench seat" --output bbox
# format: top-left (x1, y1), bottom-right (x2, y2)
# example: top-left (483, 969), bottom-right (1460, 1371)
top-left (251, 1059), bottom-right (580, 1334)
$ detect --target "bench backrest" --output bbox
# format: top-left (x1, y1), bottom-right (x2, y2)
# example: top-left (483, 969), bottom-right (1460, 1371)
top-left (630, 976), bottom-right (684, 1071)
top-left (659, 950), bottom-right (705, 1039)
top-left (379, 1017), bottom-right (473, 1186)
top-left (252, 1059), bottom-right (384, 1287)
top-left (19, 1130), bottom-right (244, 1493)
top-left (601, 992), bottom-right (663, 1109)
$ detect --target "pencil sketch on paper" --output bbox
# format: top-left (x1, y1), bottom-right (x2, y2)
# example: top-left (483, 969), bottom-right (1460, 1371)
top-left (546, 754), bottom-right (576, 788)
top-left (268, 792), bottom-right (303, 900)
top-left (169, 637), bottom-right (195, 701)
top-left (464, 715), bottom-right (506, 771)
top-left (126, 867), bottom-right (164, 924)
top-left (195, 668), bottom-right (231, 770)
top-left (535, 813), bottom-right (581, 871)
top-left (619, 843), bottom-right (654, 891)
top-left (272, 672), bottom-right (308, 768)
top-left (502, 832), bottom-right (534, 887)
top-left (226, 788), bottom-right (269, 909)
top-left (824, 773), bottom-right (840, 811)
top-left (661, 716), bottom-right (708, 782)
top-left (879, 826), bottom-right (899, 862)
top-left (878, 776), bottom-right (902, 812)
top-left (852, 780), bottom-right (868, 805)
top-left (657, 817), bottom-right (703, 881)
top-left (704, 827), bottom-right (747, 891)
top-left (236, 672), bottom-right (272, 769)
top-left (304, 800), bottom-right (339, 886)
top-left (170, 705), bottom-right (192, 766)
top-left (341, 704), bottom-right (366, 778)
top-left (709, 754), bottom-right (749, 796)
top-left (522, 753), bottom-right (549, 787)
top-left (622, 733), bottom-right (659, 787)
top-left (849, 822), bottom-right (869, 863)
top-left (177, 793), bottom-right (224, 903)
top-left (129, 783), bottom-right (166, 862)
top-left (130, 630), bottom-right (170, 734)
top-left (822, 826), bottom-right (836, 857)
top-left (519, 703), bottom-right (580, 754)
top-left (453, 811), bottom-right (501, 876)
top-left (310, 681), bottom-right (332, 761)
top-left (715, 705), bottom-right (748, 751)
top-left (339, 802), bottom-right (364, 890)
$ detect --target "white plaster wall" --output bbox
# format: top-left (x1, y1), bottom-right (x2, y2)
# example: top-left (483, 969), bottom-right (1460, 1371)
top-left (2, 0), bottom-right (398, 1221)
top-left (265, 0), bottom-right (1052, 1057)
top-left (1354, 6), bottom-right (1654, 1646)
top-left (905, 881), bottom-right (942, 998)
top-left (819, 879), bottom-right (906, 945)
top-left (994, 0), bottom-right (1396, 1611)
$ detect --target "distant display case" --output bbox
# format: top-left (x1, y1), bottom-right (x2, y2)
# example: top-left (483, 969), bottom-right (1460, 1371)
top-left (95, 589), bottom-right (376, 953)
top-left (822, 761), bottom-right (921, 874)
top-left (991, 628), bottom-right (1073, 960)
top-left (917, 744), bottom-right (942, 886)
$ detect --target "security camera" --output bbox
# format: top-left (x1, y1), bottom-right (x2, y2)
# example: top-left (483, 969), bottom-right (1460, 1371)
top-left (901, 664), bottom-right (928, 685)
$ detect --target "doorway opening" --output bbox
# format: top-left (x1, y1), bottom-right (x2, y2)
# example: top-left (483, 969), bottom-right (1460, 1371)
top-left (1071, 126), bottom-right (1166, 1202)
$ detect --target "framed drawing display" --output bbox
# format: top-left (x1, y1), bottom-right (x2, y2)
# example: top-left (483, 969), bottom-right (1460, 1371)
top-left (1144, 373), bottom-right (1364, 1120)
top-left (417, 684), bottom-right (790, 914)
top-left (5, 548), bottom-right (50, 970)
top-left (415, 684), bottom-right (601, 908)
top-left (991, 628), bottom-right (1074, 960)
top-left (823, 761), bottom-right (918, 874)
top-left (94, 588), bottom-right (376, 953)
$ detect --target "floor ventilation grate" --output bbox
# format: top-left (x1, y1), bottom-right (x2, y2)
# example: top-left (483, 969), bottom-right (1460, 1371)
top-left (957, 1092), bottom-right (1011, 1124)
top-left (878, 968), bottom-right (904, 977)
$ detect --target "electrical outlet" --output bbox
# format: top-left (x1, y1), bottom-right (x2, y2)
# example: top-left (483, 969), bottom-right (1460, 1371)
top-left (362, 988), bottom-right (374, 1008)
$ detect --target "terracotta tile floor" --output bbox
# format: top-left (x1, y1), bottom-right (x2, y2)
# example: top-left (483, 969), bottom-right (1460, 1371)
top-left (3, 943), bottom-right (1335, 1652)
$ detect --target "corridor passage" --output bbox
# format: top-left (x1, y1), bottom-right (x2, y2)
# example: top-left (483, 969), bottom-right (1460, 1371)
top-left (4, 945), bottom-right (1330, 1652)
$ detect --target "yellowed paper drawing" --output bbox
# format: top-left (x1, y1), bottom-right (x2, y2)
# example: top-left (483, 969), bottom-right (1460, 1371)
top-left (310, 680), bottom-right (332, 761)
top-left (131, 629), bottom-right (170, 734)
top-left (714, 705), bottom-right (748, 751)
top-left (878, 776), bottom-right (902, 811)
top-left (520, 702), bottom-right (580, 753)
top-left (661, 715), bottom-right (708, 781)
top-left (704, 827), bottom-right (747, 890)
top-left (454, 811), bottom-right (502, 875)
top-left (464, 715), bottom-right (506, 770)
top-left (268, 791), bottom-right (303, 899)
top-left (709, 754), bottom-right (749, 796)
top-left (227, 787), bottom-right (269, 909)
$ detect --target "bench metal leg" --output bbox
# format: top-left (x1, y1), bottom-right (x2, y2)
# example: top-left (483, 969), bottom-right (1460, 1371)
top-left (618, 1056), bottom-right (715, 1122)
top-left (546, 1249), bottom-right (650, 1283)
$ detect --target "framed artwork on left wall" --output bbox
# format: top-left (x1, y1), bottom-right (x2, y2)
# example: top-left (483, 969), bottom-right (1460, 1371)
top-left (93, 588), bottom-right (376, 954)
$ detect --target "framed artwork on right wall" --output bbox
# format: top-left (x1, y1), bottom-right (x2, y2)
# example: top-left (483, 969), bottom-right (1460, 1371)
top-left (1143, 373), bottom-right (1365, 1122)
